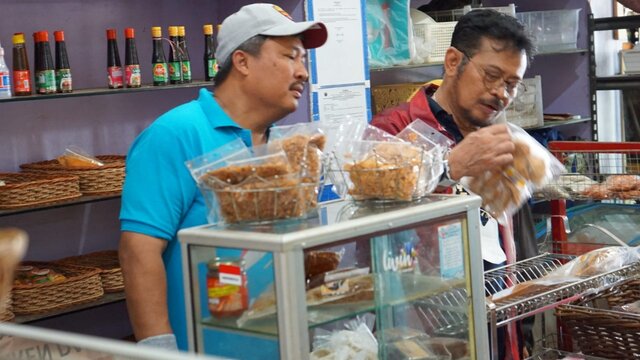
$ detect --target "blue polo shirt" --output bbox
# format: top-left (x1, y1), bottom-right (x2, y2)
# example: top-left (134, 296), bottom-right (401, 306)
top-left (120, 88), bottom-right (252, 351)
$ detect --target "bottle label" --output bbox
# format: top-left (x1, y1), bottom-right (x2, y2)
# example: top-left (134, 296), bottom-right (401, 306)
top-left (168, 61), bottom-right (182, 82)
top-left (36, 70), bottom-right (57, 94)
top-left (125, 64), bottom-right (141, 87)
top-left (207, 59), bottom-right (218, 78)
top-left (0, 71), bottom-right (11, 97)
top-left (153, 63), bottom-right (168, 84)
top-left (181, 61), bottom-right (192, 82)
top-left (13, 70), bottom-right (31, 93)
top-left (56, 69), bottom-right (73, 92)
top-left (108, 66), bottom-right (124, 88)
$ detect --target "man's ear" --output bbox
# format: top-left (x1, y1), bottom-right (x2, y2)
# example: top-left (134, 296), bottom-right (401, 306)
top-left (231, 50), bottom-right (251, 76)
top-left (443, 47), bottom-right (463, 76)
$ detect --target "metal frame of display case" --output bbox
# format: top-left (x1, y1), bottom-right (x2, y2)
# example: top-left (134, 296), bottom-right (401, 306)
top-left (179, 195), bottom-right (488, 360)
top-left (0, 322), bottom-right (227, 360)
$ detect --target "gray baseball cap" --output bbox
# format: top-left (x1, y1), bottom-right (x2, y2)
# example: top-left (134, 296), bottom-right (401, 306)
top-left (217, 3), bottom-right (328, 67)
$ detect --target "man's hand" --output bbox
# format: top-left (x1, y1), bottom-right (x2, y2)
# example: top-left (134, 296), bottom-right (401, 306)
top-left (119, 232), bottom-right (172, 343)
top-left (447, 123), bottom-right (515, 180)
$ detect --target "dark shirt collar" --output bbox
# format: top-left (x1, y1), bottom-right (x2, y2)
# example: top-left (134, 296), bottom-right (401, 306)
top-left (427, 96), bottom-right (464, 144)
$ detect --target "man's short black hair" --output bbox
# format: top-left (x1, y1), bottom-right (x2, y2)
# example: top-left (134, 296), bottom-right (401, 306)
top-left (451, 9), bottom-right (535, 61)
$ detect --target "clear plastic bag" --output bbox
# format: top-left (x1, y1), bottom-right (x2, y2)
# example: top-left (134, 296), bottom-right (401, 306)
top-left (366, 0), bottom-right (414, 68)
top-left (310, 316), bottom-right (378, 360)
top-left (462, 124), bottom-right (566, 224)
top-left (186, 140), bottom-right (315, 224)
top-left (396, 120), bottom-right (453, 196)
top-left (57, 145), bottom-right (104, 168)
top-left (269, 122), bottom-right (327, 181)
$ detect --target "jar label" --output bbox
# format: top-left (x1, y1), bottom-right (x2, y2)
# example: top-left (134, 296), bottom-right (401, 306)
top-left (56, 68), bottom-right (73, 92)
top-left (13, 70), bottom-right (31, 93)
top-left (108, 66), bottom-right (124, 88)
top-left (36, 70), bottom-right (56, 94)
top-left (153, 63), bottom-right (168, 83)
top-left (168, 61), bottom-right (182, 81)
top-left (218, 264), bottom-right (242, 286)
top-left (181, 61), bottom-right (191, 81)
top-left (207, 59), bottom-right (218, 78)
top-left (125, 64), bottom-right (141, 87)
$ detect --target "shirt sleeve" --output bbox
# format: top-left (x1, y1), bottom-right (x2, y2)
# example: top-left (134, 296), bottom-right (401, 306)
top-left (120, 121), bottom-right (198, 241)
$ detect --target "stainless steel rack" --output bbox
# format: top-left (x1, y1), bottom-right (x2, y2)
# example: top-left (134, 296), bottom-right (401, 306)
top-left (526, 348), bottom-right (608, 360)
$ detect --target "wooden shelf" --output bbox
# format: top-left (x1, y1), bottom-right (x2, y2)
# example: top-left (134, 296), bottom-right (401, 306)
top-left (0, 80), bottom-right (213, 103)
top-left (14, 291), bottom-right (126, 324)
top-left (0, 194), bottom-right (121, 217)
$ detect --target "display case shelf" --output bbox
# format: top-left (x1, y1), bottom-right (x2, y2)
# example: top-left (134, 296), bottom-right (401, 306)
top-left (201, 273), bottom-right (465, 337)
top-left (526, 349), bottom-right (608, 360)
top-left (14, 291), bottom-right (126, 324)
top-left (0, 81), bottom-right (213, 103)
top-left (0, 194), bottom-right (120, 217)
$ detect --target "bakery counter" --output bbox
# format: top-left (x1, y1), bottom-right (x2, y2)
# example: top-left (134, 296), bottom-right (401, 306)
top-left (179, 195), bottom-right (489, 360)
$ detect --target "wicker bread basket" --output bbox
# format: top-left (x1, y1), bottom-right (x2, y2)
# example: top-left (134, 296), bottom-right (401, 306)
top-left (0, 173), bottom-right (81, 209)
top-left (57, 251), bottom-right (123, 293)
top-left (20, 155), bottom-right (125, 195)
top-left (556, 277), bottom-right (640, 358)
top-left (1, 296), bottom-right (13, 322)
top-left (11, 261), bottom-right (104, 315)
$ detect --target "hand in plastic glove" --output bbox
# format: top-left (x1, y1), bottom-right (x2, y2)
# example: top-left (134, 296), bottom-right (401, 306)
top-left (137, 333), bottom-right (178, 351)
top-left (447, 124), bottom-right (515, 180)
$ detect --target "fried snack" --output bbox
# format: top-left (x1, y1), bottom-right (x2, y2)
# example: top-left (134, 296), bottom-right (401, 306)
top-left (605, 174), bottom-right (640, 192)
top-left (618, 190), bottom-right (640, 200)
top-left (214, 177), bottom-right (310, 223)
top-left (276, 134), bottom-right (326, 180)
top-left (203, 162), bottom-right (291, 186)
top-left (489, 282), bottom-right (556, 303)
top-left (346, 143), bottom-right (422, 201)
top-left (13, 266), bottom-right (67, 286)
top-left (0, 229), bottom-right (27, 316)
top-left (304, 251), bottom-right (341, 283)
top-left (581, 184), bottom-right (610, 200)
top-left (566, 246), bottom-right (633, 277)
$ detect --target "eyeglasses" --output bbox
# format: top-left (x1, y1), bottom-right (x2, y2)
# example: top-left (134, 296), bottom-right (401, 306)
top-left (458, 49), bottom-right (526, 99)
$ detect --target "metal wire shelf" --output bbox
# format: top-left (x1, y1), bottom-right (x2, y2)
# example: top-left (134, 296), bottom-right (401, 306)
top-left (485, 253), bottom-right (640, 326)
top-left (526, 348), bottom-right (609, 360)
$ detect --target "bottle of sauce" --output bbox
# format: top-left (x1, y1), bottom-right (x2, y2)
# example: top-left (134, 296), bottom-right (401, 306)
top-left (0, 42), bottom-right (11, 99)
top-left (124, 27), bottom-right (141, 88)
top-left (203, 24), bottom-right (217, 81)
top-left (106, 29), bottom-right (123, 89)
top-left (167, 26), bottom-right (182, 84)
top-left (54, 30), bottom-right (72, 93)
top-left (151, 26), bottom-right (168, 86)
top-left (35, 31), bottom-right (56, 94)
top-left (11, 33), bottom-right (31, 96)
top-left (178, 26), bottom-right (191, 83)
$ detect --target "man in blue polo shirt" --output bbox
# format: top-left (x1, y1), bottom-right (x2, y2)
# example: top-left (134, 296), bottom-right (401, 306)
top-left (118, 4), bottom-right (328, 352)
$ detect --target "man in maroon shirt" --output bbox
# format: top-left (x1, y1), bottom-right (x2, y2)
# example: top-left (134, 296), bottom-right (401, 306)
top-left (372, 10), bottom-right (535, 360)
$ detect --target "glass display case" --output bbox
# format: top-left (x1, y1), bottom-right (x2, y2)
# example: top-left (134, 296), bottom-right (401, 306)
top-left (178, 195), bottom-right (488, 360)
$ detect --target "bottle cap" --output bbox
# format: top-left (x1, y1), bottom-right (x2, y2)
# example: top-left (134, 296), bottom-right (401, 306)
top-left (124, 27), bottom-right (135, 39)
top-left (12, 33), bottom-right (26, 45)
top-left (54, 30), bottom-right (65, 42)
top-left (40, 31), bottom-right (49, 42)
top-left (0, 44), bottom-right (4, 57)
top-left (33, 31), bottom-right (40, 43)
top-left (106, 29), bottom-right (117, 40)
top-left (203, 24), bottom-right (213, 35)
top-left (178, 26), bottom-right (186, 37)
top-left (168, 26), bottom-right (178, 37)
top-left (151, 27), bottom-right (162, 38)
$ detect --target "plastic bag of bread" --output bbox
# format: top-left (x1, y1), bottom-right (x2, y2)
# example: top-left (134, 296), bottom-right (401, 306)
top-left (396, 120), bottom-right (453, 197)
top-left (57, 146), bottom-right (104, 168)
top-left (186, 139), bottom-right (315, 224)
top-left (547, 246), bottom-right (640, 278)
top-left (461, 124), bottom-right (565, 224)
top-left (0, 228), bottom-right (28, 316)
top-left (310, 316), bottom-right (378, 360)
